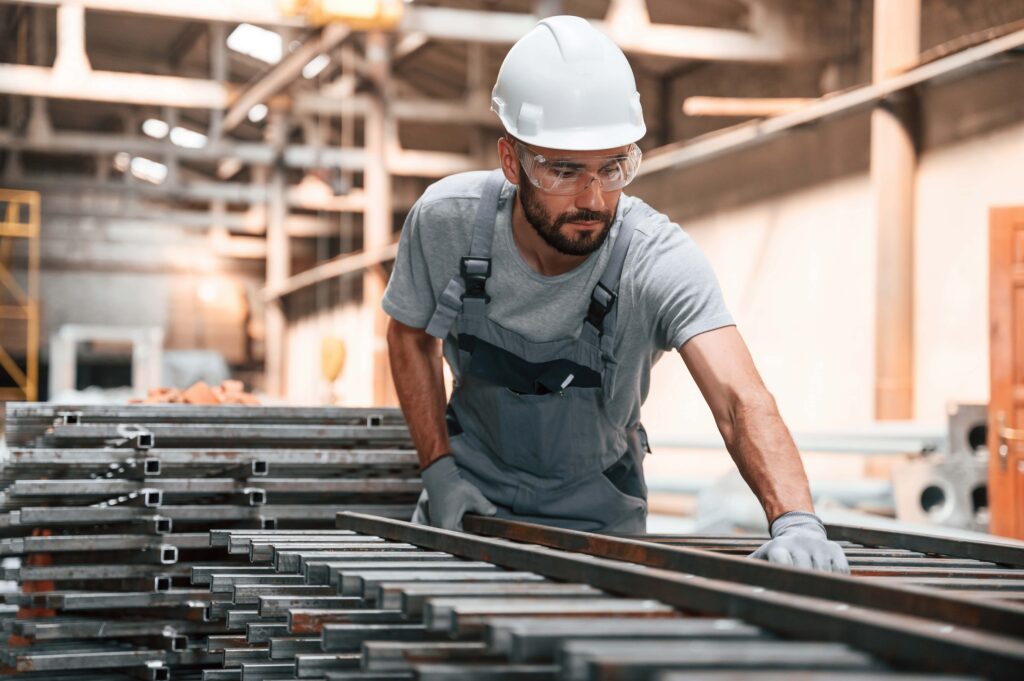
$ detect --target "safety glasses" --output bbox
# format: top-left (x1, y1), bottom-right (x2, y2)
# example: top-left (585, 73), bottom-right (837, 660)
top-left (513, 140), bottom-right (643, 196)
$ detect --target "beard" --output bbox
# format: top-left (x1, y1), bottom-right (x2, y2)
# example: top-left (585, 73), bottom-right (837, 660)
top-left (517, 167), bottom-right (614, 256)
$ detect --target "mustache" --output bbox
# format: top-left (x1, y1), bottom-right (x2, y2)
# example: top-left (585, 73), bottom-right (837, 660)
top-left (552, 209), bottom-right (612, 229)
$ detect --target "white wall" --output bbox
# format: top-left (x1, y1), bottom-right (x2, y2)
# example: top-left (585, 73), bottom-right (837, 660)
top-left (914, 120), bottom-right (1024, 421)
top-left (641, 116), bottom-right (1024, 444)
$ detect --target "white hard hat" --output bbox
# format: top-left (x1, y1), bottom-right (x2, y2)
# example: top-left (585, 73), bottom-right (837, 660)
top-left (491, 15), bottom-right (646, 151)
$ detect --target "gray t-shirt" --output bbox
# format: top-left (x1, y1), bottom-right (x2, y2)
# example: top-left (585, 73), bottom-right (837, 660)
top-left (382, 171), bottom-right (734, 428)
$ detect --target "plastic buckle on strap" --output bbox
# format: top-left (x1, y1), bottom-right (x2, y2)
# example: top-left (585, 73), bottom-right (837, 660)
top-left (585, 282), bottom-right (616, 334)
top-left (460, 256), bottom-right (492, 303)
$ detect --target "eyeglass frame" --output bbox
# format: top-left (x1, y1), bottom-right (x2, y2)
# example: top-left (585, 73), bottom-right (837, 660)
top-left (507, 136), bottom-right (643, 196)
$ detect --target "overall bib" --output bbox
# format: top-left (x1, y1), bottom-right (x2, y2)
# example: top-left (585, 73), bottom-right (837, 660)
top-left (413, 170), bottom-right (650, 533)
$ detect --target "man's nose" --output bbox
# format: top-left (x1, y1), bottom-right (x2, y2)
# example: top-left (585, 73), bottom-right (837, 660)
top-left (575, 175), bottom-right (607, 212)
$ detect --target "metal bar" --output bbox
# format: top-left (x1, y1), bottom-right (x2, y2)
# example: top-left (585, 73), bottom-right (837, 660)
top-left (463, 516), bottom-right (1024, 636)
top-left (268, 636), bottom-right (322, 659)
top-left (315, 560), bottom-right (500, 588)
top-left (320, 623), bottom-right (432, 652)
top-left (341, 570), bottom-right (547, 601)
top-left (289, 608), bottom-right (408, 635)
top-left (285, 548), bottom-right (449, 573)
top-left (428, 597), bottom-right (677, 637)
top-left (827, 523), bottom-right (1024, 568)
top-left (483, 616), bottom-right (764, 663)
top-left (7, 402), bottom-right (403, 423)
top-left (232, 585), bottom-right (339, 605)
top-left (361, 641), bottom-right (494, 672)
top-left (395, 583), bottom-right (604, 618)
top-left (259, 595), bottom-right (359, 616)
top-left (16, 504), bottom-right (415, 526)
top-left (338, 512), bottom-right (1024, 679)
top-left (248, 537), bottom-right (388, 559)
top-left (559, 640), bottom-right (878, 681)
top-left (47, 423), bottom-right (411, 447)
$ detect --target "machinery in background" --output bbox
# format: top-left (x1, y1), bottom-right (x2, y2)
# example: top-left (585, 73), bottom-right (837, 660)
top-left (891, 402), bottom-right (989, 532)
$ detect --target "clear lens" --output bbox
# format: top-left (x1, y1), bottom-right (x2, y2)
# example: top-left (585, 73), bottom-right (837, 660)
top-left (516, 143), bottom-right (642, 195)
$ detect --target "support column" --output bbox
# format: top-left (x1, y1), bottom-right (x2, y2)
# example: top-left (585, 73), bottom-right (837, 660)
top-left (364, 32), bottom-right (397, 406)
top-left (871, 0), bottom-right (919, 420)
top-left (265, 114), bottom-right (290, 398)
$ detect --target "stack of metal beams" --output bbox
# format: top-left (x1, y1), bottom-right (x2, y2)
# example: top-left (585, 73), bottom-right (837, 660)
top-left (0, 403), bottom-right (420, 679)
top-left (193, 512), bottom-right (1024, 680)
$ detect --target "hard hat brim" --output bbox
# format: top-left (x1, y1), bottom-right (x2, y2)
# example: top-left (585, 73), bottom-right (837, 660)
top-left (504, 121), bottom-right (647, 153)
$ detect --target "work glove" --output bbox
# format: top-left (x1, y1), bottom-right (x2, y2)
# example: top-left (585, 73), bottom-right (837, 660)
top-left (420, 455), bottom-right (497, 531)
top-left (748, 511), bottom-right (849, 573)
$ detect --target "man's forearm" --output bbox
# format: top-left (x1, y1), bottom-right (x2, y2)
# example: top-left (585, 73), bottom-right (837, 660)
top-left (720, 393), bottom-right (814, 523)
top-left (386, 320), bottom-right (450, 469)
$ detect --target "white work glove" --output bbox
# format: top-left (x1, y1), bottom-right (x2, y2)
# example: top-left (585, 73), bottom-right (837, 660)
top-left (749, 511), bottom-right (850, 573)
top-left (420, 456), bottom-right (497, 531)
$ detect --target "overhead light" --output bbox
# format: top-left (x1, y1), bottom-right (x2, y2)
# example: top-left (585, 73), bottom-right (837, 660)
top-left (227, 23), bottom-right (282, 64)
top-left (302, 54), bottom-right (331, 79)
top-left (288, 0), bottom-right (404, 29)
top-left (130, 157), bottom-right (168, 184)
top-left (142, 119), bottom-right (169, 139)
top-left (247, 104), bottom-right (269, 123)
top-left (169, 126), bottom-right (208, 149)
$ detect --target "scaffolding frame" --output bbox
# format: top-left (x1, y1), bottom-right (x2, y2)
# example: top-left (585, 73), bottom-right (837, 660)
top-left (0, 189), bottom-right (40, 402)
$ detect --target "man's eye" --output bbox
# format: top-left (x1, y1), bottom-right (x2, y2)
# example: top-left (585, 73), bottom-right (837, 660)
top-left (549, 167), bottom-right (582, 179)
top-left (599, 164), bottom-right (624, 179)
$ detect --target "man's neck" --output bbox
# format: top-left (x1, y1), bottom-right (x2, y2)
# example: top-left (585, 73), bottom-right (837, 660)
top-left (510, 197), bottom-right (589, 277)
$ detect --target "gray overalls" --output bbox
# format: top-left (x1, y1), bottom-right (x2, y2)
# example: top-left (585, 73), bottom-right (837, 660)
top-left (413, 169), bottom-right (650, 533)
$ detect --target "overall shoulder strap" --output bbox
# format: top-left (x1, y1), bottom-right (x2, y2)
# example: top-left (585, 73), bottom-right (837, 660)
top-left (580, 204), bottom-right (641, 352)
top-left (425, 169), bottom-right (506, 339)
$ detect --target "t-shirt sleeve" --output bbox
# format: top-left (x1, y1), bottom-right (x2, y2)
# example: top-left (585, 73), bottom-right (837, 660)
top-left (632, 222), bottom-right (735, 351)
top-left (381, 202), bottom-right (437, 329)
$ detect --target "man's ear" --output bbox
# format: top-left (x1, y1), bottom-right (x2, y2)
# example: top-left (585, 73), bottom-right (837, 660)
top-left (497, 136), bottom-right (519, 185)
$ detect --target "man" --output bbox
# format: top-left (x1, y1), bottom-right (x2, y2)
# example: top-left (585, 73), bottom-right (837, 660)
top-left (383, 15), bottom-right (848, 572)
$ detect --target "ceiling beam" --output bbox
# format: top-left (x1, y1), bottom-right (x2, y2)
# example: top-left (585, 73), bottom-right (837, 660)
top-left (0, 129), bottom-right (482, 178)
top-left (3, 0), bottom-right (306, 27)
top-left (293, 93), bottom-right (494, 124)
top-left (222, 24), bottom-right (352, 133)
top-left (0, 64), bottom-right (233, 108)
top-left (0, 0), bottom-right (806, 62)
top-left (639, 27), bottom-right (1024, 176)
top-left (682, 97), bottom-right (818, 117)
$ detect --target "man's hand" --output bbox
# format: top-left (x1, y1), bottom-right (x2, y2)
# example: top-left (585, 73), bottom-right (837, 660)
top-left (749, 511), bottom-right (849, 573)
top-left (420, 455), bottom-right (497, 531)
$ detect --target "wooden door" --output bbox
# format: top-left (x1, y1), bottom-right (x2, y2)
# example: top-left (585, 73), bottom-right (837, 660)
top-left (989, 206), bottom-right (1024, 539)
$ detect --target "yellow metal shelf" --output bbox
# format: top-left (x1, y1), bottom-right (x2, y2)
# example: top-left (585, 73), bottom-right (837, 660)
top-left (0, 188), bottom-right (40, 403)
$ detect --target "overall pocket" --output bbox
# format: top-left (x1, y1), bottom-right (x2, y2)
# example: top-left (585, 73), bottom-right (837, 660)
top-left (495, 389), bottom-right (573, 477)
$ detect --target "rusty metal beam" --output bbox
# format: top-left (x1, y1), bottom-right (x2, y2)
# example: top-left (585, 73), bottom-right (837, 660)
top-left (337, 512), bottom-right (1024, 679)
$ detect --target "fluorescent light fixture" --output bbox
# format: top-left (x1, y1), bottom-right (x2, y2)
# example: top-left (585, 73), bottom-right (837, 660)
top-left (227, 23), bottom-right (282, 64)
top-left (169, 126), bottom-right (208, 149)
top-left (302, 54), bottom-right (331, 79)
top-left (142, 118), bottom-right (169, 139)
top-left (129, 157), bottom-right (168, 184)
top-left (247, 104), bottom-right (269, 123)
top-left (113, 152), bottom-right (130, 171)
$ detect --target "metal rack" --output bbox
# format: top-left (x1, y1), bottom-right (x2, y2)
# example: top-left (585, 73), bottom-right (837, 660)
top-left (0, 403), bottom-right (420, 679)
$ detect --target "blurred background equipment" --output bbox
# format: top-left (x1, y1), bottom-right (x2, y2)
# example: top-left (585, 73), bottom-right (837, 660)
top-left (320, 335), bottom-right (346, 404)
